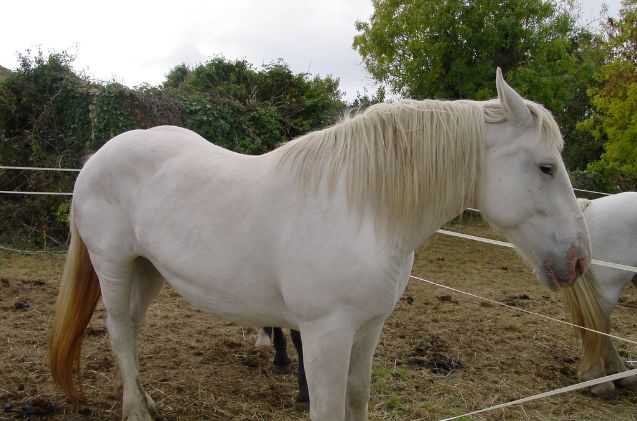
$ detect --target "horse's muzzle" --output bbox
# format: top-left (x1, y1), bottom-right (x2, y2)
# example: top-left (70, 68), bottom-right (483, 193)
top-left (542, 244), bottom-right (590, 291)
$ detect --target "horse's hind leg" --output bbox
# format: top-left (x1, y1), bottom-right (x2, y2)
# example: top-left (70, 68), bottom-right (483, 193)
top-left (96, 259), bottom-right (155, 421)
top-left (113, 258), bottom-right (165, 417)
top-left (290, 329), bottom-right (309, 411)
top-left (255, 327), bottom-right (273, 347)
top-left (272, 328), bottom-right (292, 373)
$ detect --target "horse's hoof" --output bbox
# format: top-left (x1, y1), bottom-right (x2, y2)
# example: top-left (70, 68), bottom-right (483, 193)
top-left (271, 363), bottom-right (292, 374)
top-left (123, 408), bottom-right (155, 421)
top-left (294, 400), bottom-right (310, 412)
top-left (145, 392), bottom-right (159, 419)
top-left (616, 374), bottom-right (637, 390)
top-left (590, 381), bottom-right (616, 398)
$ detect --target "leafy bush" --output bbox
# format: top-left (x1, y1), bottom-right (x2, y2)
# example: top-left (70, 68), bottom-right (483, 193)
top-left (0, 51), bottom-right (345, 248)
top-left (570, 160), bottom-right (637, 195)
top-left (166, 57), bottom-right (344, 154)
top-left (0, 50), bottom-right (91, 247)
top-left (92, 83), bottom-right (183, 149)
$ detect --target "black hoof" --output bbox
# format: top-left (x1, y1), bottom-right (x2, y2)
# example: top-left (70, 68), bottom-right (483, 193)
top-left (271, 363), bottom-right (292, 374)
top-left (294, 399), bottom-right (310, 412)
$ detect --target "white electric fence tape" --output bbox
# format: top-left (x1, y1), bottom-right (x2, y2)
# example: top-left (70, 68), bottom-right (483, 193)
top-left (0, 165), bottom-right (80, 172)
top-left (0, 166), bottom-right (77, 195)
top-left (437, 229), bottom-right (637, 273)
top-left (573, 187), bottom-right (611, 196)
top-left (437, 368), bottom-right (637, 421)
top-left (0, 190), bottom-right (73, 196)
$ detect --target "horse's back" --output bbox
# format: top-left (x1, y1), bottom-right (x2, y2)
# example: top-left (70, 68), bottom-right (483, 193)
top-left (72, 125), bottom-right (270, 263)
top-left (80, 126), bottom-right (236, 177)
top-left (584, 192), bottom-right (637, 294)
top-left (74, 126), bottom-right (240, 221)
top-left (584, 192), bottom-right (637, 244)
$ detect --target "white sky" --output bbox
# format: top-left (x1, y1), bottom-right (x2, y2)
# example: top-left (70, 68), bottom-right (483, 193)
top-left (0, 0), bottom-right (622, 102)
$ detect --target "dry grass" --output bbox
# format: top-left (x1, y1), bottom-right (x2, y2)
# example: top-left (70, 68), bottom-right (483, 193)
top-left (1, 217), bottom-right (637, 420)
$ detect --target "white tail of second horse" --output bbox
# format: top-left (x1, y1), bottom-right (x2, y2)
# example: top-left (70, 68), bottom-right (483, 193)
top-left (49, 69), bottom-right (590, 421)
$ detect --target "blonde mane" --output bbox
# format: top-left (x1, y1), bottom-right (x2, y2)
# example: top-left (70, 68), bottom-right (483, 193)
top-left (277, 98), bottom-right (562, 238)
top-left (561, 270), bottom-right (610, 377)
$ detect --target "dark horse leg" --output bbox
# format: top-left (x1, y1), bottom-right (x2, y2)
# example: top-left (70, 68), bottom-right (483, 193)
top-left (262, 327), bottom-right (309, 410)
top-left (267, 327), bottom-right (292, 373)
top-left (290, 329), bottom-right (309, 410)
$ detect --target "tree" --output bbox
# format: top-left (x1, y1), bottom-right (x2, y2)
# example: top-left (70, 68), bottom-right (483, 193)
top-left (579, 0), bottom-right (637, 178)
top-left (355, 0), bottom-right (575, 98)
top-left (353, 0), bottom-right (603, 169)
top-left (164, 57), bottom-right (345, 154)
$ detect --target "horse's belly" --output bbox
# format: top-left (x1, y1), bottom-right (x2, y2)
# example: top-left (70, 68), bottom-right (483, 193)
top-left (154, 263), bottom-right (295, 328)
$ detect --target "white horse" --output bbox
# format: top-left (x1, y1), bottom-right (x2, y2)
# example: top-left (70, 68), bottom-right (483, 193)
top-left (49, 69), bottom-right (590, 421)
top-left (562, 192), bottom-right (637, 396)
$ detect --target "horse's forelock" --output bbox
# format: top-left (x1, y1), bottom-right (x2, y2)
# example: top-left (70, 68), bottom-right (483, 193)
top-left (483, 99), bottom-right (564, 152)
top-left (526, 101), bottom-right (564, 152)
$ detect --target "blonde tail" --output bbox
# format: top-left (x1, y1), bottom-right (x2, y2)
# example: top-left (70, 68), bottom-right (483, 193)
top-left (561, 270), bottom-right (610, 378)
top-left (49, 212), bottom-right (101, 398)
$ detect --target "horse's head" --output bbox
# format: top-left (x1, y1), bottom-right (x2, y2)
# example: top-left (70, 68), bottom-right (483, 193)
top-left (478, 69), bottom-right (590, 291)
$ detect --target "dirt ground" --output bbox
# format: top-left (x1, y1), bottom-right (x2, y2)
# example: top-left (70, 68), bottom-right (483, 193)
top-left (2, 217), bottom-right (637, 420)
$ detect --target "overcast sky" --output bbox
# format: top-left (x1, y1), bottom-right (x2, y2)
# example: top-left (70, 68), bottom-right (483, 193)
top-left (1, 0), bottom-right (622, 102)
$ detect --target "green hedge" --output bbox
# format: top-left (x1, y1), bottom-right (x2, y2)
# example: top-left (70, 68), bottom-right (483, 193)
top-left (0, 51), bottom-right (345, 248)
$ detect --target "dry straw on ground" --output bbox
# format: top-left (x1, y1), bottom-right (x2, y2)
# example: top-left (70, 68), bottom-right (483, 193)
top-left (1, 218), bottom-right (636, 420)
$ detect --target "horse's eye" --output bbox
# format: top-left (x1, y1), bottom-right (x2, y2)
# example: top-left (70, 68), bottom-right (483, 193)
top-left (539, 164), bottom-right (555, 176)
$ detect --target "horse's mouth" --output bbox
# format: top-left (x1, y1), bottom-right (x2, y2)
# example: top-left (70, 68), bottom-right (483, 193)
top-left (539, 253), bottom-right (586, 291)
top-left (541, 257), bottom-right (561, 291)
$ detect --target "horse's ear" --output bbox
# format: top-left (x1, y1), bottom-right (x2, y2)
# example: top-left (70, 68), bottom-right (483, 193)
top-left (496, 67), bottom-right (532, 127)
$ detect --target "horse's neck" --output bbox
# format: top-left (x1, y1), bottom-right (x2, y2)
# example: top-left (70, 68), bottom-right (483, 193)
top-left (272, 116), bottom-right (480, 251)
top-left (389, 204), bottom-right (469, 254)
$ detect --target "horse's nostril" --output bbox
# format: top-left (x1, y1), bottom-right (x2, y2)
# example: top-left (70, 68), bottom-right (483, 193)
top-left (575, 256), bottom-right (587, 279)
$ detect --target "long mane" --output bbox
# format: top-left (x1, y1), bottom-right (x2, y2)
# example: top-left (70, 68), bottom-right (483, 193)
top-left (277, 98), bottom-right (562, 238)
top-left (561, 270), bottom-right (610, 377)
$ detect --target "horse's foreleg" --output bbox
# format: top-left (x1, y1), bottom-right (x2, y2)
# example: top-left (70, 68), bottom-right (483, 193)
top-left (577, 324), bottom-right (617, 397)
top-left (603, 339), bottom-right (637, 390)
top-left (345, 322), bottom-right (383, 421)
top-left (301, 320), bottom-right (355, 421)
top-left (98, 264), bottom-right (154, 421)
top-left (580, 346), bottom-right (615, 397)
top-left (290, 329), bottom-right (309, 410)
